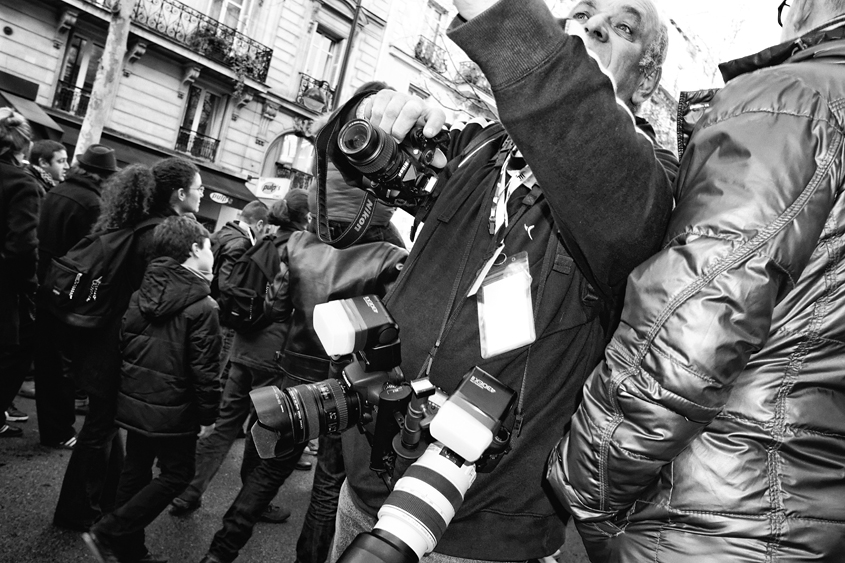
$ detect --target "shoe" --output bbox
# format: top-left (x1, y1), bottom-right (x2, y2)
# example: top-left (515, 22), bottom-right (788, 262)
top-left (75, 398), bottom-right (89, 415)
top-left (304, 439), bottom-right (319, 456)
top-left (258, 503), bottom-right (291, 523)
top-left (0, 424), bottom-right (22, 438)
top-left (295, 458), bottom-right (312, 471)
top-left (17, 380), bottom-right (36, 399)
top-left (54, 514), bottom-right (94, 532)
top-left (82, 531), bottom-right (119, 563)
top-left (5, 403), bottom-right (28, 422)
top-left (169, 497), bottom-right (201, 517)
top-left (137, 550), bottom-right (168, 563)
top-left (43, 435), bottom-right (77, 449)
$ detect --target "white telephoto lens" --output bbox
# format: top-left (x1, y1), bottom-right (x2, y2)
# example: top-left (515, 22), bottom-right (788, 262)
top-left (313, 300), bottom-right (356, 356)
top-left (429, 401), bottom-right (494, 462)
top-left (376, 443), bottom-right (476, 558)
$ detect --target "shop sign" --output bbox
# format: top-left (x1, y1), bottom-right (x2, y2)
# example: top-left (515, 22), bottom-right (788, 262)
top-left (209, 192), bottom-right (232, 205)
top-left (255, 177), bottom-right (291, 200)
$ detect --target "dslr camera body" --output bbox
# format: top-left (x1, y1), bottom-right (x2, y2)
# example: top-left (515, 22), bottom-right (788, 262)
top-left (249, 295), bottom-right (517, 563)
top-left (337, 119), bottom-right (449, 209)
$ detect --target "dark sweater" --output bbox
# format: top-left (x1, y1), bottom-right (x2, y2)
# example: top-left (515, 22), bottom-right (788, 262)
top-left (335, 0), bottom-right (677, 559)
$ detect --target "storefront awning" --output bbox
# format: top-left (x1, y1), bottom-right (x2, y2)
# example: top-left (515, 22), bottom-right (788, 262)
top-left (0, 91), bottom-right (64, 141)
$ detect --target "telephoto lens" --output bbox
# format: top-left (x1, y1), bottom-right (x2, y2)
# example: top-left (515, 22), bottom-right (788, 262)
top-left (249, 378), bottom-right (362, 459)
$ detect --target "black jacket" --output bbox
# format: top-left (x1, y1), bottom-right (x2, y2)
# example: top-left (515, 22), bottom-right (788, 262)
top-left (36, 171), bottom-right (102, 284)
top-left (0, 155), bottom-right (40, 344)
top-left (210, 221), bottom-right (251, 299)
top-left (265, 230), bottom-right (407, 383)
top-left (330, 0), bottom-right (678, 559)
top-left (116, 257), bottom-right (222, 437)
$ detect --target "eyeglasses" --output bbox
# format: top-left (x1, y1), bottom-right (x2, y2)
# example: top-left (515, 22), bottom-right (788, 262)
top-left (190, 185), bottom-right (205, 194)
top-left (778, 0), bottom-right (790, 27)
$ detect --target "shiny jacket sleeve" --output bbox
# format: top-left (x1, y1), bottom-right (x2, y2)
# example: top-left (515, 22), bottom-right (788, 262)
top-left (186, 298), bottom-right (222, 427)
top-left (448, 0), bottom-right (675, 298)
top-left (264, 244), bottom-right (292, 323)
top-left (547, 64), bottom-right (844, 526)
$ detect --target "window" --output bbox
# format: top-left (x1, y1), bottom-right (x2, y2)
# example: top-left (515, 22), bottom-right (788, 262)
top-left (423, 1), bottom-right (447, 42)
top-left (176, 85), bottom-right (225, 160)
top-left (261, 133), bottom-right (315, 194)
top-left (208, 0), bottom-right (251, 30)
top-left (54, 35), bottom-right (104, 116)
top-left (304, 28), bottom-right (341, 84)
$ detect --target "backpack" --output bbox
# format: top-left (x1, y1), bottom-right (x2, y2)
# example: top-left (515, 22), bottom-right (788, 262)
top-left (217, 235), bottom-right (280, 333)
top-left (41, 217), bottom-right (162, 329)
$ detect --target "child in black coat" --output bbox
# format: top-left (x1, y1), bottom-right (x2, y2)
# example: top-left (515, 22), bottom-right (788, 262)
top-left (84, 216), bottom-right (222, 563)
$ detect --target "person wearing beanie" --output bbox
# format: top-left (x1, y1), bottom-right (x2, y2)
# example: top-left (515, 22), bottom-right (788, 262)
top-left (197, 184), bottom-right (407, 563)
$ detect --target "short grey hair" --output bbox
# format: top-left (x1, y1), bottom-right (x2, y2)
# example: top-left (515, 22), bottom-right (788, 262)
top-left (639, 19), bottom-right (668, 77)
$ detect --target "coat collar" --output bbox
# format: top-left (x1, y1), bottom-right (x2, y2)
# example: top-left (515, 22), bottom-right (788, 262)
top-left (719, 16), bottom-right (845, 82)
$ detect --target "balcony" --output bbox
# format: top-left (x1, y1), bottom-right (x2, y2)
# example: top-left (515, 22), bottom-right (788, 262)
top-left (414, 36), bottom-right (447, 74)
top-left (455, 61), bottom-right (491, 94)
top-left (80, 0), bottom-right (273, 82)
top-left (295, 73), bottom-right (334, 114)
top-left (175, 127), bottom-right (220, 160)
top-left (53, 81), bottom-right (91, 117)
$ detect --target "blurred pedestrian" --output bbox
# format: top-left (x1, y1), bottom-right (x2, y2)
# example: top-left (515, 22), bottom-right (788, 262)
top-left (84, 215), bottom-right (221, 563)
top-left (0, 107), bottom-right (37, 439)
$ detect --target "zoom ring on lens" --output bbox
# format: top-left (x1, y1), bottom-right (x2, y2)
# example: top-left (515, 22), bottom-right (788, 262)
top-left (325, 378), bottom-right (350, 432)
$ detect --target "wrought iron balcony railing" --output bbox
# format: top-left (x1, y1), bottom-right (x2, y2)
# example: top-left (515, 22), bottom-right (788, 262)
top-left (175, 127), bottom-right (220, 160)
top-left (53, 81), bottom-right (91, 117)
top-left (455, 61), bottom-right (491, 94)
top-left (295, 73), bottom-right (334, 114)
top-left (414, 36), bottom-right (447, 74)
top-left (81, 0), bottom-right (273, 83)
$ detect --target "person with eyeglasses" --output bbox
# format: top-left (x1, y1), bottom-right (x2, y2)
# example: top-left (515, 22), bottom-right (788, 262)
top-left (548, 0), bottom-right (845, 561)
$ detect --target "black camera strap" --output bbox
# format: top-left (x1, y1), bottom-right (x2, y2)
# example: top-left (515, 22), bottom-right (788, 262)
top-left (314, 117), bottom-right (378, 249)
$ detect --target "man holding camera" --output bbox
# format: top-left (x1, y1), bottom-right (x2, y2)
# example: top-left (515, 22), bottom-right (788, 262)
top-left (323, 0), bottom-right (677, 561)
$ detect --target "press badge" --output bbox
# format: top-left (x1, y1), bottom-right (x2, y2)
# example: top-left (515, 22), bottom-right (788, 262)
top-left (476, 251), bottom-right (535, 359)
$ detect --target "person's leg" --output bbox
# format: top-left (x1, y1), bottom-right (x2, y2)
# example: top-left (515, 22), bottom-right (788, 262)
top-left (239, 366), bottom-right (289, 482)
top-left (296, 432), bottom-right (347, 563)
top-left (94, 432), bottom-right (196, 561)
top-left (33, 313), bottom-right (77, 446)
top-left (54, 390), bottom-right (123, 529)
top-left (174, 362), bottom-right (252, 508)
top-left (0, 300), bottom-right (35, 435)
top-left (205, 441), bottom-right (308, 563)
top-left (328, 481), bottom-right (377, 563)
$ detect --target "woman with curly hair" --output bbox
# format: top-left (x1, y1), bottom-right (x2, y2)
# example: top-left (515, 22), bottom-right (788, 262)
top-left (52, 163), bottom-right (173, 533)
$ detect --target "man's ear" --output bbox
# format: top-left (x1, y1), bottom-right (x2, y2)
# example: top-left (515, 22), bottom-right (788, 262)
top-left (38, 157), bottom-right (50, 168)
top-left (177, 188), bottom-right (187, 202)
top-left (632, 67), bottom-right (662, 108)
top-left (189, 241), bottom-right (202, 258)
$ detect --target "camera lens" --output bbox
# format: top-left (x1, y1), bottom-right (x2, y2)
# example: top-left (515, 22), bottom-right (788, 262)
top-left (251, 379), bottom-right (362, 454)
top-left (338, 120), bottom-right (403, 179)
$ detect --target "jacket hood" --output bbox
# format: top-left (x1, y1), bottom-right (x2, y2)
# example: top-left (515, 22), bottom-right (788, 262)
top-left (719, 16), bottom-right (845, 82)
top-left (137, 257), bottom-right (211, 319)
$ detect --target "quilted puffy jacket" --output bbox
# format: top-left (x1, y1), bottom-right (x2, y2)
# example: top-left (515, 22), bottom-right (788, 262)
top-left (117, 257), bottom-right (222, 437)
top-left (549, 18), bottom-right (845, 563)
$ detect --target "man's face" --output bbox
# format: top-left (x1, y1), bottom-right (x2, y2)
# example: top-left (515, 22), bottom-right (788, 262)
top-left (567, 0), bottom-right (659, 107)
top-left (41, 149), bottom-right (69, 182)
top-left (178, 172), bottom-right (204, 214)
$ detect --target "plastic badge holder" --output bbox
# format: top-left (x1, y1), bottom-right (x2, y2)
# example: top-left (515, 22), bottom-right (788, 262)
top-left (476, 251), bottom-right (535, 359)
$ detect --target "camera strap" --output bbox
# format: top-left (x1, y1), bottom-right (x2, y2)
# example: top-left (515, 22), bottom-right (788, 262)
top-left (314, 100), bottom-right (379, 249)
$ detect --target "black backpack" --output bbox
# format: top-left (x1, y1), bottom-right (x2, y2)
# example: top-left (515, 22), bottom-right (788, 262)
top-left (217, 235), bottom-right (280, 333)
top-left (41, 217), bottom-right (162, 328)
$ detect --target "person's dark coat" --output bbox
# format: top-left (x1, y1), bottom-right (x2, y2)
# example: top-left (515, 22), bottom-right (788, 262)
top-left (0, 154), bottom-right (40, 344)
top-left (116, 257), bottom-right (221, 437)
top-left (36, 170), bottom-right (103, 284)
top-left (265, 230), bottom-right (407, 383)
top-left (229, 226), bottom-right (298, 373)
top-left (210, 221), bottom-right (251, 298)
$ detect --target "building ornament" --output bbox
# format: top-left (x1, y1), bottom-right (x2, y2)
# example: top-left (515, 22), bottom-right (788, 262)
top-left (122, 41), bottom-right (147, 77)
top-left (54, 9), bottom-right (78, 49)
top-left (178, 65), bottom-right (201, 99)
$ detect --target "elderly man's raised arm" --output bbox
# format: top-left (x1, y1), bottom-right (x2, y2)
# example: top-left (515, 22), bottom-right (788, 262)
top-left (448, 0), bottom-right (675, 296)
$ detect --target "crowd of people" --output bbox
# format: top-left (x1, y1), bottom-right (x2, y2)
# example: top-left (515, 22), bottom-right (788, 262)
top-left (2, 0), bottom-right (845, 562)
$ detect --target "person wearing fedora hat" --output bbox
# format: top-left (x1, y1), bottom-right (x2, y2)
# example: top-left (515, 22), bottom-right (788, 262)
top-left (74, 143), bottom-right (118, 177)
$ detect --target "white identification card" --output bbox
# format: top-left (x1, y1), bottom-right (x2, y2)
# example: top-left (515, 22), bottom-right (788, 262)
top-left (477, 251), bottom-right (536, 359)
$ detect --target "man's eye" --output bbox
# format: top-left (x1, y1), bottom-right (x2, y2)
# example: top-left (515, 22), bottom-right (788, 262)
top-left (572, 12), bottom-right (589, 21)
top-left (616, 23), bottom-right (633, 36)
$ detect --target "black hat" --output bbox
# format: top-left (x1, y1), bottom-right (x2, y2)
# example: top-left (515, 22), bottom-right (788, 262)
top-left (77, 144), bottom-right (118, 175)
